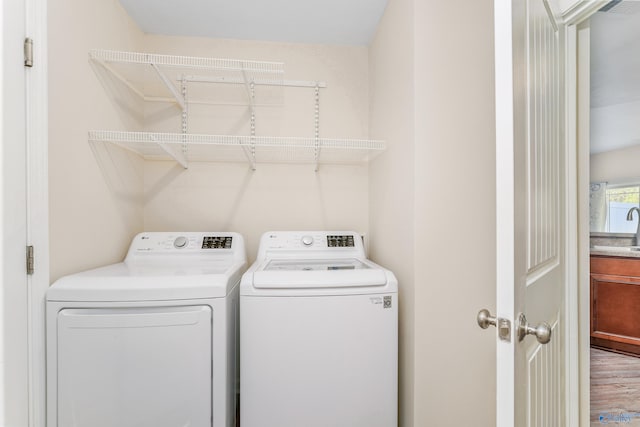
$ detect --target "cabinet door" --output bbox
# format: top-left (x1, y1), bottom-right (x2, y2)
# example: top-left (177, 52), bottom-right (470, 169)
top-left (56, 306), bottom-right (212, 427)
top-left (591, 270), bottom-right (640, 354)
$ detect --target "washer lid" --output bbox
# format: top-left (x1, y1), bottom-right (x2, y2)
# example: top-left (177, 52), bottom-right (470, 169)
top-left (252, 258), bottom-right (388, 289)
top-left (47, 259), bottom-right (246, 302)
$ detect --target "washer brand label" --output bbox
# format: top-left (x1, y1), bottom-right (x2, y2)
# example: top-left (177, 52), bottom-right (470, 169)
top-left (383, 296), bottom-right (392, 309)
top-left (370, 296), bottom-right (392, 308)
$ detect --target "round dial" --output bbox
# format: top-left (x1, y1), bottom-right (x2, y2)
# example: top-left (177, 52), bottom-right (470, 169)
top-left (301, 235), bottom-right (314, 246)
top-left (173, 236), bottom-right (188, 248)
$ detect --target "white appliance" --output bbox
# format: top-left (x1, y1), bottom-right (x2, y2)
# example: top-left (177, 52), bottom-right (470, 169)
top-left (240, 231), bottom-right (398, 427)
top-left (46, 232), bottom-right (246, 427)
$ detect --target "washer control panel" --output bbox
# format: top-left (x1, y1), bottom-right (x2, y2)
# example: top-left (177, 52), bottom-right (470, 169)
top-left (258, 231), bottom-right (364, 259)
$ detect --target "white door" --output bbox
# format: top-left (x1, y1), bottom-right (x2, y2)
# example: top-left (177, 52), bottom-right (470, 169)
top-left (494, 0), bottom-right (567, 425)
top-left (52, 306), bottom-right (213, 427)
top-left (1, 0), bottom-right (29, 424)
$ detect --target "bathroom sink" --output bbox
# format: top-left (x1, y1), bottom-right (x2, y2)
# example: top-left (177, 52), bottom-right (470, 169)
top-left (592, 245), bottom-right (640, 252)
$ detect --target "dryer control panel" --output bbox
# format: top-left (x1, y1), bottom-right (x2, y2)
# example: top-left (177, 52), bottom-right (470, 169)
top-left (126, 232), bottom-right (243, 259)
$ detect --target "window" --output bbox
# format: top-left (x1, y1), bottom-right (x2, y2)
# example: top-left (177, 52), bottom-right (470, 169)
top-left (605, 185), bottom-right (640, 233)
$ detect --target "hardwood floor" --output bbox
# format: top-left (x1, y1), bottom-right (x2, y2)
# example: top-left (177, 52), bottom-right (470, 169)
top-left (591, 347), bottom-right (640, 425)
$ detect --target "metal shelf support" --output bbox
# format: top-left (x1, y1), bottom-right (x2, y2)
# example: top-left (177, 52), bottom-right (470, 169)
top-left (150, 63), bottom-right (186, 110)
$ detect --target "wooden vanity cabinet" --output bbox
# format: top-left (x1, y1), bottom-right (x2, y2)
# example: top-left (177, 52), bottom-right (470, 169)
top-left (591, 255), bottom-right (640, 355)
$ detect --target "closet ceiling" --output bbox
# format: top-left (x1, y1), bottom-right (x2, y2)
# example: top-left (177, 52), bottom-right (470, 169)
top-left (117, 0), bottom-right (388, 45)
top-left (590, 3), bottom-right (640, 153)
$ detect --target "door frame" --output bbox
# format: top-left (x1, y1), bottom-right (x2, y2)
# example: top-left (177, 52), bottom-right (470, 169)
top-left (561, 1), bottom-right (607, 426)
top-left (25, 0), bottom-right (49, 425)
top-left (1, 0), bottom-right (47, 423)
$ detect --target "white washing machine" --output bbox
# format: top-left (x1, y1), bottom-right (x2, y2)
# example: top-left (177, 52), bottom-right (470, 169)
top-left (46, 232), bottom-right (246, 427)
top-left (240, 231), bottom-right (398, 427)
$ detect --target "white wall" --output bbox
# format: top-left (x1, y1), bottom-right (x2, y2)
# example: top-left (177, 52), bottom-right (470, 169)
top-left (369, 0), bottom-right (496, 425)
top-left (140, 35), bottom-right (370, 260)
top-left (591, 102), bottom-right (640, 154)
top-left (49, 0), bottom-right (145, 282)
top-left (590, 144), bottom-right (640, 185)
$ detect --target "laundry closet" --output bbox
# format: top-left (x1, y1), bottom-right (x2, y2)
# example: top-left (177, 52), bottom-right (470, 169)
top-left (47, 0), bottom-right (498, 426)
top-left (49, 4), bottom-right (376, 282)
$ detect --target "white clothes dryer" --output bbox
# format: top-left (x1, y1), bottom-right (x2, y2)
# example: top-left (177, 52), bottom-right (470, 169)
top-left (240, 231), bottom-right (398, 427)
top-left (46, 232), bottom-right (246, 427)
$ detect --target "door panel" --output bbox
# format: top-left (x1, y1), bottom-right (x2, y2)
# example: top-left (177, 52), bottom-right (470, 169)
top-left (495, 0), bottom-right (566, 425)
top-left (54, 306), bottom-right (213, 427)
top-left (241, 295), bottom-right (397, 427)
top-left (521, 1), bottom-right (564, 425)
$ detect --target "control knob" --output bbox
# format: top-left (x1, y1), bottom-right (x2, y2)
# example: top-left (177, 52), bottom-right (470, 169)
top-left (301, 235), bottom-right (314, 246)
top-left (173, 236), bottom-right (188, 249)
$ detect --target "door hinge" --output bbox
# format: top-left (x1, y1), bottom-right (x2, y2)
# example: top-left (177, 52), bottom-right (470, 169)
top-left (24, 38), bottom-right (33, 68)
top-left (26, 246), bottom-right (34, 275)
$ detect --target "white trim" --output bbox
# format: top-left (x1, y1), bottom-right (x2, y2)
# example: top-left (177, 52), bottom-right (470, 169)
top-left (494, 0), bottom-right (516, 425)
top-left (560, 1), bottom-right (600, 425)
top-left (562, 0), bottom-right (607, 26)
top-left (0, 0), bottom-right (5, 420)
top-left (576, 19), bottom-right (593, 427)
top-left (563, 22), bottom-right (580, 427)
top-left (25, 0), bottom-right (48, 425)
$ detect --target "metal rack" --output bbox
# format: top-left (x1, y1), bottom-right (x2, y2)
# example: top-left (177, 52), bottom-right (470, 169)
top-left (89, 49), bottom-right (385, 170)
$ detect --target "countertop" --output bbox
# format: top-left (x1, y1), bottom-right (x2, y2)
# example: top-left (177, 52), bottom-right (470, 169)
top-left (590, 248), bottom-right (640, 258)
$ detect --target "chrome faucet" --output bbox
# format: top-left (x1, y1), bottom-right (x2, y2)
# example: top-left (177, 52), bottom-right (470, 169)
top-left (627, 207), bottom-right (640, 245)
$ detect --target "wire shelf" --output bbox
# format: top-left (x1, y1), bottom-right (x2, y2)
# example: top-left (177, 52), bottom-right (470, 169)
top-left (88, 49), bottom-right (386, 171)
top-left (89, 130), bottom-right (386, 168)
top-left (89, 49), bottom-right (285, 103)
top-left (90, 49), bottom-right (285, 74)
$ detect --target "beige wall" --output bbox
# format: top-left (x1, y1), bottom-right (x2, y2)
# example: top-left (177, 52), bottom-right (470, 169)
top-left (140, 36), bottom-right (370, 260)
top-left (590, 144), bottom-right (640, 185)
top-left (413, 0), bottom-right (496, 425)
top-left (368, 0), bottom-right (415, 425)
top-left (49, 7), bottom-right (371, 277)
top-left (370, 0), bottom-right (496, 425)
top-left (49, 0), bottom-right (145, 282)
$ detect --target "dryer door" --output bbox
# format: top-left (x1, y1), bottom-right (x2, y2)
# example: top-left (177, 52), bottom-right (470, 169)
top-left (55, 306), bottom-right (212, 427)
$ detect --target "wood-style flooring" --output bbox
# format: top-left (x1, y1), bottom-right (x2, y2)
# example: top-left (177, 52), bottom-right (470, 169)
top-left (591, 347), bottom-right (640, 425)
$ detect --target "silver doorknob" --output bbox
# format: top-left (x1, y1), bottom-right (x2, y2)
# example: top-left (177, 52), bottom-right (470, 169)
top-left (477, 309), bottom-right (497, 329)
top-left (517, 313), bottom-right (551, 344)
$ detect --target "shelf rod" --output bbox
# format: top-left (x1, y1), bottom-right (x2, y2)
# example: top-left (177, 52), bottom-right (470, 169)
top-left (182, 75), bottom-right (327, 89)
top-left (238, 138), bottom-right (256, 171)
top-left (150, 63), bottom-right (186, 110)
top-left (314, 85), bottom-right (320, 172)
top-left (143, 96), bottom-right (280, 107)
